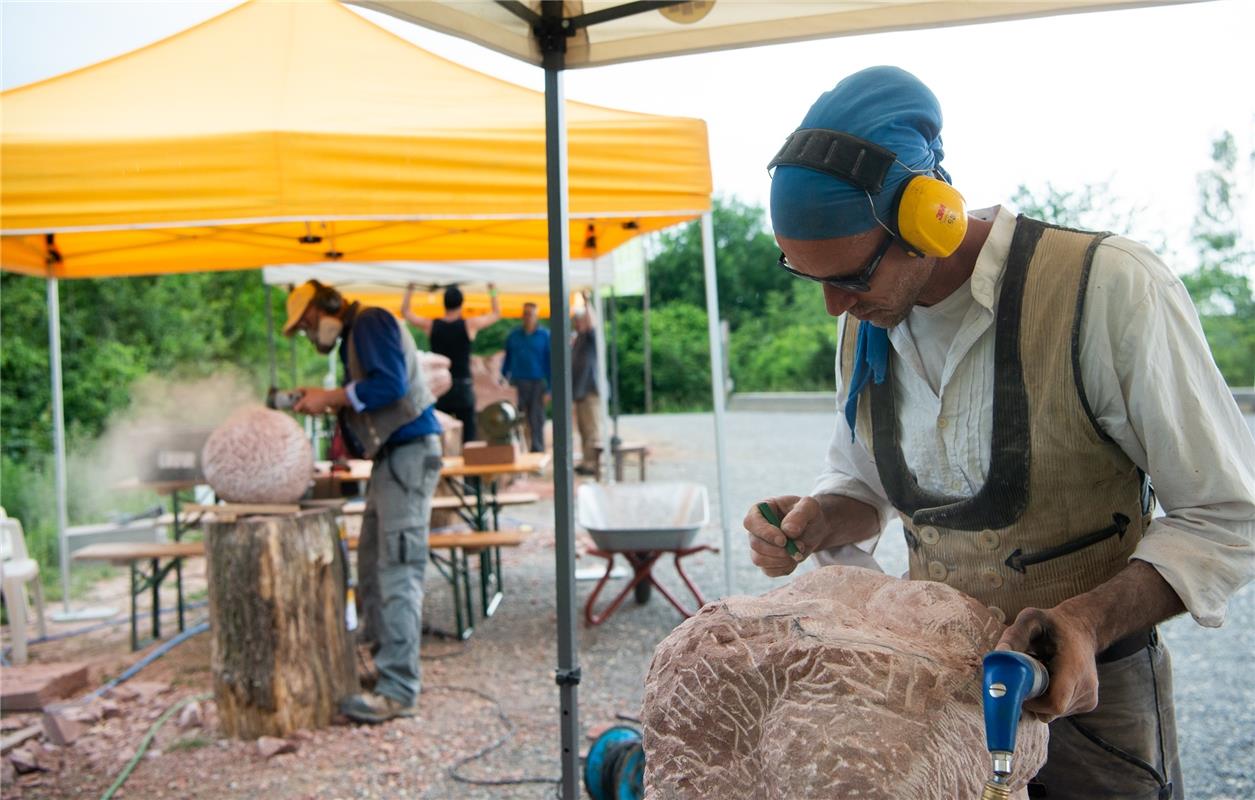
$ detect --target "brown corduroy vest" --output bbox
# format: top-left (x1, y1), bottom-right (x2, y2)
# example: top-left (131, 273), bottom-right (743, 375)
top-left (839, 217), bottom-right (1150, 622)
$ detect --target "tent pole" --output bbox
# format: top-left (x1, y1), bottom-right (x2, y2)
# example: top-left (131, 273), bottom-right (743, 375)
top-left (643, 259), bottom-right (653, 414)
top-left (701, 212), bottom-right (735, 596)
top-left (609, 286), bottom-right (621, 454)
top-left (591, 261), bottom-right (611, 479)
top-left (47, 278), bottom-right (72, 615)
top-left (544, 48), bottom-right (581, 800)
top-left (265, 283), bottom-right (277, 388)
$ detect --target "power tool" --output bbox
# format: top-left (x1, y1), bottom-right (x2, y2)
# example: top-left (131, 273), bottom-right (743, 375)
top-left (584, 725), bottom-right (644, 800)
top-left (980, 650), bottom-right (1049, 799)
top-left (265, 386), bottom-right (304, 411)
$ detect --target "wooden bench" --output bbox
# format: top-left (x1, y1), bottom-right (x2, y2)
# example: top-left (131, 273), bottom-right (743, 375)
top-left (73, 541), bottom-right (206, 651)
top-left (338, 492), bottom-right (539, 517)
top-left (592, 441), bottom-right (650, 482)
top-left (346, 528), bottom-right (527, 639)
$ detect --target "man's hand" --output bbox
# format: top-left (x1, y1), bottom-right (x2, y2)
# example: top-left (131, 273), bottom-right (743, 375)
top-left (744, 494), bottom-right (881, 579)
top-left (293, 387), bottom-right (345, 416)
top-left (996, 606), bottom-right (1100, 721)
top-left (420, 352), bottom-right (453, 398)
top-left (743, 496), bottom-right (825, 578)
top-left (994, 559), bottom-right (1186, 721)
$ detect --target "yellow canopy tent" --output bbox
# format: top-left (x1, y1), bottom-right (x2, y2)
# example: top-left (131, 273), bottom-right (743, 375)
top-left (0, 0), bottom-right (711, 278)
top-left (0, 0), bottom-right (711, 623)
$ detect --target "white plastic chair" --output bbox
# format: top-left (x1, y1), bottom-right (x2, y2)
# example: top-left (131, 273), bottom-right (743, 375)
top-left (1, 509), bottom-right (48, 665)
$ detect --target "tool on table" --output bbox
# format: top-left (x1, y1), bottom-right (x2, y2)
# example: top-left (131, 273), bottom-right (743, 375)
top-left (980, 650), bottom-right (1049, 799)
top-left (337, 520), bottom-right (358, 632)
top-left (265, 386), bottom-right (305, 411)
top-left (757, 502), bottom-right (801, 559)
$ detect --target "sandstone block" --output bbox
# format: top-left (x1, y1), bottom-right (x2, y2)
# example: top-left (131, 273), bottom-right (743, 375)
top-left (642, 566), bottom-right (1049, 800)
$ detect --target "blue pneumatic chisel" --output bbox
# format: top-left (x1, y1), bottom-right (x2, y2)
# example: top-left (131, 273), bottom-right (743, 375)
top-left (980, 650), bottom-right (1049, 799)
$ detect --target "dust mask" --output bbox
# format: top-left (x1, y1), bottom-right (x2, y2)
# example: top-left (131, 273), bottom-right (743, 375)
top-left (307, 316), bottom-right (342, 353)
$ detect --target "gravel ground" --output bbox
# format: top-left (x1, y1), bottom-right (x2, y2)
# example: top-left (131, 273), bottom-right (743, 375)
top-left (6, 410), bottom-right (1251, 799)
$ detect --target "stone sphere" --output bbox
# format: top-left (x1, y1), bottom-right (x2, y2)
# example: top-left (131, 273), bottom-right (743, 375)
top-left (202, 406), bottom-right (313, 504)
top-left (642, 566), bottom-right (1050, 800)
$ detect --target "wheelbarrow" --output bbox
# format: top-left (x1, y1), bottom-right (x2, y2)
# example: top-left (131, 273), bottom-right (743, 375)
top-left (576, 481), bottom-right (716, 626)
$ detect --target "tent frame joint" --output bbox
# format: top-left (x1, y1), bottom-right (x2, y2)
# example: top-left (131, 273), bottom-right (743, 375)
top-left (554, 667), bottom-right (582, 687)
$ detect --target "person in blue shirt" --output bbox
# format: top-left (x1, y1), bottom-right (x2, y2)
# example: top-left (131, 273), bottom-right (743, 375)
top-left (501, 301), bottom-right (551, 452)
top-left (283, 279), bottom-right (442, 724)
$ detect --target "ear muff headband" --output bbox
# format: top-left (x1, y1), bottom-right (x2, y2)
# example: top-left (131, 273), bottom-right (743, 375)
top-left (309, 281), bottom-right (343, 314)
top-left (768, 128), bottom-right (967, 258)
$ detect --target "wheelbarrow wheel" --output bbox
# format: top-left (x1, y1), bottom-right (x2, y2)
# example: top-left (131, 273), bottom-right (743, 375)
top-left (634, 580), bottom-right (652, 604)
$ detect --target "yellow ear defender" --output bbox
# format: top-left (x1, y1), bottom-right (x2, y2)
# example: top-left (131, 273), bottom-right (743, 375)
top-left (767, 128), bottom-right (968, 258)
top-left (893, 173), bottom-right (967, 258)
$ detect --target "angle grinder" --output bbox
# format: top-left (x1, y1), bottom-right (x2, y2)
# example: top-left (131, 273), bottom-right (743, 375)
top-left (980, 650), bottom-right (1049, 799)
top-left (265, 386), bottom-right (305, 411)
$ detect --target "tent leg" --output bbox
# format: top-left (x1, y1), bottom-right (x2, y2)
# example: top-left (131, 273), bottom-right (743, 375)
top-left (643, 264), bottom-right (653, 414)
top-left (701, 213), bottom-right (735, 597)
top-left (609, 286), bottom-right (621, 455)
top-left (591, 262), bottom-right (611, 480)
top-left (46, 279), bottom-right (113, 622)
top-left (265, 283), bottom-right (277, 388)
top-left (48, 279), bottom-right (72, 616)
top-left (545, 59), bottom-right (581, 800)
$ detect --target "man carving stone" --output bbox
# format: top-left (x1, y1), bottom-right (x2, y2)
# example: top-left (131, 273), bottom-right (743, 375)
top-left (643, 566), bottom-right (1050, 800)
top-left (740, 66), bottom-right (1255, 797)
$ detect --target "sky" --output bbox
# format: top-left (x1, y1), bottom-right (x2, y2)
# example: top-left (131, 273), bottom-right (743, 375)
top-left (3, 0), bottom-right (1253, 266)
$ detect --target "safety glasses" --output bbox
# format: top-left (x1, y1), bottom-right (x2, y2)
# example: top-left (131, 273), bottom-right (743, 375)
top-left (776, 232), bottom-right (895, 293)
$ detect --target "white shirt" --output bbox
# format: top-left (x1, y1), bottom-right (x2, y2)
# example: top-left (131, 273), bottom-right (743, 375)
top-left (812, 206), bottom-right (1255, 627)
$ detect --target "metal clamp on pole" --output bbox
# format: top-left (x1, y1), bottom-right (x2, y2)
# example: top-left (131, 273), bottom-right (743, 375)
top-left (555, 667), bottom-right (582, 687)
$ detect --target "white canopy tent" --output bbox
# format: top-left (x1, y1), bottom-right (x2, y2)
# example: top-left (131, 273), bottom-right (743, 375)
top-left (353, 0), bottom-right (1202, 68)
top-left (260, 256), bottom-right (632, 461)
top-left (349, 1), bottom-right (1211, 795)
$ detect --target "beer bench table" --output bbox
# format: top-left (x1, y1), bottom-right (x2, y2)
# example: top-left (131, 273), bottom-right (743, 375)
top-left (592, 441), bottom-right (650, 482)
top-left (72, 541), bottom-right (206, 651)
top-left (329, 452), bottom-right (549, 639)
top-left (346, 529), bottom-right (528, 639)
top-left (109, 477), bottom-right (215, 647)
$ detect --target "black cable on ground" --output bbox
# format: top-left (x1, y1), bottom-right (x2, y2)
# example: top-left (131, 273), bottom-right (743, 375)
top-left (425, 685), bottom-right (561, 790)
top-left (0, 601), bottom-right (210, 663)
top-left (32, 601), bottom-right (209, 645)
top-left (50, 619), bottom-right (210, 710)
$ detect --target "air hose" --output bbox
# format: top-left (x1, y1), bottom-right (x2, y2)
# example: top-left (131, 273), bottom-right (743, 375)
top-left (98, 692), bottom-right (212, 800)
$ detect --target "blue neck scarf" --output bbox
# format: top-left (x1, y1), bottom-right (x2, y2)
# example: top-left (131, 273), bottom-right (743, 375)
top-left (844, 321), bottom-right (890, 440)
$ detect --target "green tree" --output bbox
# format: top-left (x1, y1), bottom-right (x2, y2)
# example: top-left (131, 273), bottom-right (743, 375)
top-left (1010, 180), bottom-right (1150, 245)
top-left (646, 195), bottom-right (788, 326)
top-left (730, 282), bottom-right (838, 392)
top-left (1179, 130), bottom-right (1255, 386)
top-left (612, 302), bottom-right (712, 413)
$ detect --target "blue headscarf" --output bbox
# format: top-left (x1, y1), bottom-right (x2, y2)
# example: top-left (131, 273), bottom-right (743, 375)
top-left (768, 66), bottom-right (950, 439)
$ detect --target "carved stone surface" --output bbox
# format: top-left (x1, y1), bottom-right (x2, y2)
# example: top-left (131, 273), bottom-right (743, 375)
top-left (202, 406), bottom-right (313, 504)
top-left (642, 566), bottom-right (1049, 800)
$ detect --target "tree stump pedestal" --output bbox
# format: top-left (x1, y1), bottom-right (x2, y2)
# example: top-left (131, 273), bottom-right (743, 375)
top-left (206, 509), bottom-right (357, 739)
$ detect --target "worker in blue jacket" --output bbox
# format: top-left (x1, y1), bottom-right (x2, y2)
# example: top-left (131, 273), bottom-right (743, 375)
top-left (284, 279), bottom-right (442, 724)
top-left (501, 301), bottom-right (551, 452)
